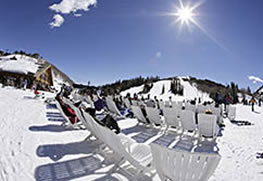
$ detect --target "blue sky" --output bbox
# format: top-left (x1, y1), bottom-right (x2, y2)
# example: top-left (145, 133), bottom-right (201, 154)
top-left (0, 0), bottom-right (263, 91)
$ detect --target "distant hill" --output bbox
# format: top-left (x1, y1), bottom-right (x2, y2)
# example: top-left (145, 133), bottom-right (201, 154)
top-left (100, 76), bottom-right (250, 103)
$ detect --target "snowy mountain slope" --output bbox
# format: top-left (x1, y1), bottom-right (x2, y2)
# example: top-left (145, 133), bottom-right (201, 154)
top-left (0, 54), bottom-right (40, 74)
top-left (120, 77), bottom-right (212, 102)
top-left (120, 84), bottom-right (144, 97)
top-left (50, 63), bottom-right (74, 90)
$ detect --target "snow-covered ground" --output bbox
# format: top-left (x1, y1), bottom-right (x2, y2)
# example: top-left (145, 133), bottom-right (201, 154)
top-left (120, 78), bottom-right (212, 102)
top-left (210, 104), bottom-right (263, 181)
top-left (1, 87), bottom-right (263, 181)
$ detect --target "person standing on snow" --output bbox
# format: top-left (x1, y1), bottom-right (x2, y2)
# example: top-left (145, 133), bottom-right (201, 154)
top-left (249, 96), bottom-right (257, 112)
top-left (23, 79), bottom-right (28, 90)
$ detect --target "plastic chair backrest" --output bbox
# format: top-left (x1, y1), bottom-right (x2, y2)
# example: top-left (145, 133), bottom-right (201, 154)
top-left (163, 107), bottom-right (180, 128)
top-left (150, 143), bottom-right (221, 181)
top-left (145, 107), bottom-right (162, 125)
top-left (131, 105), bottom-right (148, 124)
top-left (185, 103), bottom-right (197, 112)
top-left (198, 113), bottom-right (217, 138)
top-left (180, 110), bottom-right (196, 131)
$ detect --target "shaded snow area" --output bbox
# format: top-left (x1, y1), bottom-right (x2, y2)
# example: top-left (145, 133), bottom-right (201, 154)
top-left (1, 87), bottom-right (263, 181)
top-left (121, 78), bottom-right (212, 102)
top-left (0, 54), bottom-right (40, 74)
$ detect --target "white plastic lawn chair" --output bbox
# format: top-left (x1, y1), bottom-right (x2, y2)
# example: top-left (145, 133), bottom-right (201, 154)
top-left (185, 103), bottom-right (197, 112)
top-left (131, 105), bottom-right (148, 124)
top-left (197, 105), bottom-right (209, 114)
top-left (90, 117), bottom-right (154, 179)
top-left (55, 99), bottom-right (82, 129)
top-left (159, 101), bottom-right (165, 110)
top-left (174, 101), bottom-right (182, 110)
top-left (163, 107), bottom-right (180, 130)
top-left (104, 130), bottom-right (154, 179)
top-left (131, 100), bottom-right (139, 106)
top-left (211, 107), bottom-right (221, 117)
top-left (145, 107), bottom-right (163, 126)
top-left (228, 106), bottom-right (236, 121)
top-left (225, 105), bottom-right (229, 114)
top-left (123, 98), bottom-right (131, 109)
top-left (219, 104), bottom-right (224, 116)
top-left (164, 101), bottom-right (172, 108)
top-left (105, 96), bottom-right (123, 117)
top-left (197, 113), bottom-right (218, 139)
top-left (84, 95), bottom-right (93, 104)
top-left (150, 143), bottom-right (221, 181)
top-left (180, 110), bottom-right (197, 133)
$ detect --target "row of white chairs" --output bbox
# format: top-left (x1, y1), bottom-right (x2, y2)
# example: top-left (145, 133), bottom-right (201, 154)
top-left (132, 105), bottom-right (219, 139)
top-left (61, 98), bottom-right (221, 181)
top-left (125, 98), bottom-right (224, 116)
top-left (59, 94), bottom-right (229, 140)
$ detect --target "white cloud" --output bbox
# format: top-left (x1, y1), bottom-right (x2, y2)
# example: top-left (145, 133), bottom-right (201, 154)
top-left (49, 0), bottom-right (97, 14)
top-left (49, 0), bottom-right (97, 28)
top-left (248, 76), bottom-right (263, 84)
top-left (50, 14), bottom-right (65, 28)
top-left (155, 51), bottom-right (162, 59)
top-left (74, 13), bottom-right (82, 17)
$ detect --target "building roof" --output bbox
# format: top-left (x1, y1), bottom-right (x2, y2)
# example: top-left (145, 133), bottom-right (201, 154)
top-left (0, 54), bottom-right (40, 75)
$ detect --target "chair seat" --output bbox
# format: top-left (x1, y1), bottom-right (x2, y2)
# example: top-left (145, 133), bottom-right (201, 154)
top-left (129, 143), bottom-right (152, 166)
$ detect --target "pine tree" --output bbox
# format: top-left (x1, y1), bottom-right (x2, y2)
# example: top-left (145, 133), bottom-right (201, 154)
top-left (161, 84), bottom-right (165, 94)
top-left (230, 82), bottom-right (239, 104)
top-left (247, 86), bottom-right (251, 95)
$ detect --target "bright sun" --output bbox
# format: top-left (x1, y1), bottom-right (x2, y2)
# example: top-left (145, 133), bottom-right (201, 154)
top-left (165, 0), bottom-right (199, 27)
top-left (176, 6), bottom-right (194, 24)
top-left (163, 0), bottom-right (226, 50)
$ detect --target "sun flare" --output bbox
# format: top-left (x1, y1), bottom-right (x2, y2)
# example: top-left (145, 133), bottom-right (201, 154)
top-left (176, 6), bottom-right (194, 25)
top-left (161, 0), bottom-right (228, 51)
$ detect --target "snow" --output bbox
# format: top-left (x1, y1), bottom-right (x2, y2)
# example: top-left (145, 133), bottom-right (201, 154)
top-left (210, 104), bottom-right (263, 181)
top-left (0, 54), bottom-right (40, 75)
top-left (1, 87), bottom-right (263, 181)
top-left (52, 73), bottom-right (65, 90)
top-left (51, 68), bottom-right (73, 91)
top-left (121, 84), bottom-right (144, 97)
top-left (121, 78), bottom-right (212, 102)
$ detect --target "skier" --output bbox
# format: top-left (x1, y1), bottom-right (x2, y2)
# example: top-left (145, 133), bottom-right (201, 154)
top-left (259, 97), bottom-right (262, 107)
top-left (249, 96), bottom-right (257, 112)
